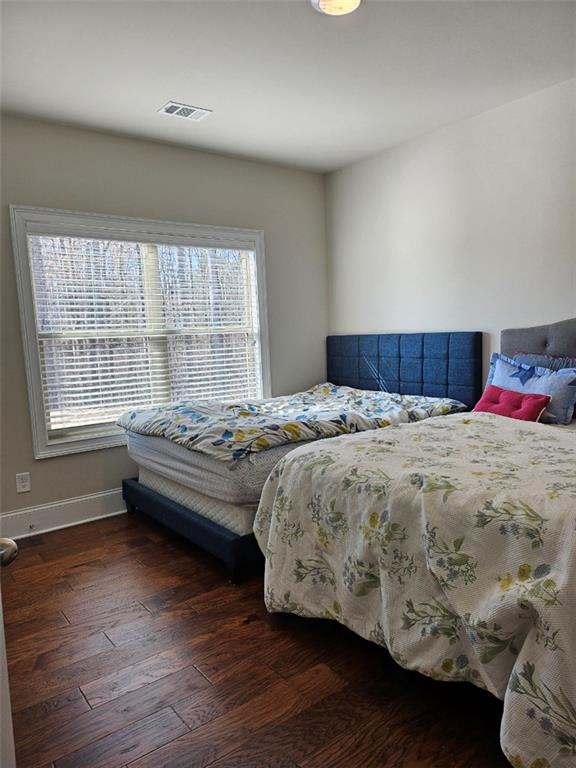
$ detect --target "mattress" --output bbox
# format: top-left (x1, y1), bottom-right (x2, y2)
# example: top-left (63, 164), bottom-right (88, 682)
top-left (138, 468), bottom-right (256, 535)
top-left (127, 431), bottom-right (297, 504)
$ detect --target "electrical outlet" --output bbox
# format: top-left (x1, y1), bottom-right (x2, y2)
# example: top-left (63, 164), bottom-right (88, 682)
top-left (16, 472), bottom-right (31, 493)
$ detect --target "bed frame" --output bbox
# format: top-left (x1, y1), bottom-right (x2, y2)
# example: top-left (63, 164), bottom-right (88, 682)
top-left (122, 478), bottom-right (262, 582)
top-left (122, 330), bottom-right (483, 581)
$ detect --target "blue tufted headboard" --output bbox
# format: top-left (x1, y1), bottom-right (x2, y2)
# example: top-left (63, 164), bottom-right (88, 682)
top-left (326, 331), bottom-right (483, 409)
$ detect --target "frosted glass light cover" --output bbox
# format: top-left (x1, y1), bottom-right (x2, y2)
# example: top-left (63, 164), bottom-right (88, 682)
top-left (311, 0), bottom-right (362, 16)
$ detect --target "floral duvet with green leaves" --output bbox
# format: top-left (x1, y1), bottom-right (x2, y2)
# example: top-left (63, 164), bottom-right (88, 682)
top-left (117, 383), bottom-right (465, 462)
top-left (254, 412), bottom-right (576, 768)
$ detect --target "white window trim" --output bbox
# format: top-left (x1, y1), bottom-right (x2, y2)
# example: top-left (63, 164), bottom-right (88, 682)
top-left (10, 205), bottom-right (271, 459)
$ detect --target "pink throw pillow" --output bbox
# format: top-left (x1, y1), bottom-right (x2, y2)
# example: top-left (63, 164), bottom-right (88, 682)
top-left (473, 385), bottom-right (550, 422)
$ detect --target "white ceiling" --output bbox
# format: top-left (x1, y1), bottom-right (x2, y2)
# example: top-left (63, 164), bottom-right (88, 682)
top-left (2, 1), bottom-right (575, 172)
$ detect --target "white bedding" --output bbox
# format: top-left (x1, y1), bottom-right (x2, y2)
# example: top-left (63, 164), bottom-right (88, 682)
top-left (255, 413), bottom-right (576, 768)
top-left (127, 431), bottom-right (296, 504)
top-left (138, 468), bottom-right (256, 535)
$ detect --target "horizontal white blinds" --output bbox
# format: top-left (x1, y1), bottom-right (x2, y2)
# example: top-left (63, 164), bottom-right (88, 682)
top-left (29, 235), bottom-right (263, 434)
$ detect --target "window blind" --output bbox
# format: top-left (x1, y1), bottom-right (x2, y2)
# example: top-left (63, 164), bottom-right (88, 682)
top-left (28, 235), bottom-right (264, 436)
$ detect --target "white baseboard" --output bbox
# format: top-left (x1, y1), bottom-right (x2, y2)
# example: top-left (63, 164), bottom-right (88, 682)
top-left (0, 488), bottom-right (126, 539)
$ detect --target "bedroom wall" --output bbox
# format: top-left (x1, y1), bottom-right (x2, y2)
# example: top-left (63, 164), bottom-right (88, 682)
top-left (0, 116), bottom-right (327, 520)
top-left (326, 79), bottom-right (576, 372)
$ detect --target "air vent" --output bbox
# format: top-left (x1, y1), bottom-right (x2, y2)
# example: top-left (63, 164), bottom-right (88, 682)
top-left (158, 101), bottom-right (212, 122)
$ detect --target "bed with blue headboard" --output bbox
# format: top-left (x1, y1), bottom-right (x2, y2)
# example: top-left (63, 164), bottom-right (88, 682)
top-left (327, 330), bottom-right (483, 409)
top-left (122, 329), bottom-right (484, 580)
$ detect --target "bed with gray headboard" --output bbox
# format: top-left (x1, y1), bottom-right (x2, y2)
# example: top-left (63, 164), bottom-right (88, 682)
top-left (254, 320), bottom-right (576, 768)
top-left (501, 317), bottom-right (576, 359)
top-left (501, 317), bottom-right (576, 428)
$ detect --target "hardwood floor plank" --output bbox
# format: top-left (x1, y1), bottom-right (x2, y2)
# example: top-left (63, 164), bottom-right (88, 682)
top-left (2, 537), bottom-right (163, 601)
top-left (189, 625), bottom-right (305, 683)
top-left (129, 662), bottom-right (344, 768)
top-left (133, 538), bottom-right (219, 569)
top-left (127, 676), bottom-right (305, 768)
top-left (4, 549), bottom-right (45, 568)
top-left (14, 665), bottom-right (209, 768)
top-left (2, 577), bottom-right (144, 619)
top-left (13, 689), bottom-right (91, 743)
top-left (284, 662), bottom-right (345, 705)
top-left (35, 521), bottom-right (150, 558)
top-left (172, 660), bottom-right (281, 730)
top-left (4, 602), bottom-right (67, 626)
top-left (10, 556), bottom-right (107, 588)
top-left (254, 621), bottom-right (355, 679)
top-left (5, 610), bottom-right (69, 641)
top-left (209, 754), bottom-right (300, 768)
top-left (139, 577), bottom-right (230, 614)
top-left (65, 557), bottom-right (149, 590)
top-left (62, 572), bottom-right (187, 609)
top-left (2, 580), bottom-right (74, 610)
top-left (301, 696), bottom-right (508, 768)
top-left (61, 595), bottom-right (152, 626)
top-left (81, 644), bottom-right (208, 707)
top-left (5, 571), bottom-right (189, 632)
top-left (103, 597), bottom-right (267, 647)
top-left (39, 533), bottom-right (153, 566)
top-left (54, 707), bottom-right (189, 768)
top-left (0, 572), bottom-right (16, 590)
top-left (11, 534), bottom-right (45, 548)
top-left (197, 683), bottom-right (379, 768)
top-left (9, 606), bottom-right (269, 712)
top-left (7, 605), bottom-right (151, 670)
top-left (158, 579), bottom-right (263, 616)
top-left (300, 697), bottom-right (438, 768)
top-left (34, 515), bottom-right (133, 550)
top-left (137, 550), bottom-right (221, 579)
top-left (9, 631), bottom-right (114, 676)
top-left (67, 545), bottom-right (209, 591)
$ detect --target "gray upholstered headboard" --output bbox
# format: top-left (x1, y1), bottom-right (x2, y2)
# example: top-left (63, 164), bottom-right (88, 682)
top-left (501, 318), bottom-right (576, 358)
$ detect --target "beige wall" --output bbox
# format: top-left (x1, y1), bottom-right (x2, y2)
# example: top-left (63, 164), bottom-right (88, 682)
top-left (3, 81), bottom-right (575, 516)
top-left (1, 116), bottom-right (327, 512)
top-left (327, 80), bottom-right (576, 372)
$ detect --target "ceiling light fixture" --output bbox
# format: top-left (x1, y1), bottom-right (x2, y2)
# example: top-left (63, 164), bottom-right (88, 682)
top-left (311, 0), bottom-right (362, 16)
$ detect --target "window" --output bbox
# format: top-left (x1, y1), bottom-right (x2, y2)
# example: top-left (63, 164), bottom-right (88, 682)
top-left (11, 206), bottom-right (270, 458)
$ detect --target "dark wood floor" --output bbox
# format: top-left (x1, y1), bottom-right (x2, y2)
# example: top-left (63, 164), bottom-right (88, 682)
top-left (3, 514), bottom-right (510, 768)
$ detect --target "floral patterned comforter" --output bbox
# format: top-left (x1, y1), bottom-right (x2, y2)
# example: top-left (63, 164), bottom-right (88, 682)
top-left (254, 412), bottom-right (576, 768)
top-left (117, 383), bottom-right (465, 462)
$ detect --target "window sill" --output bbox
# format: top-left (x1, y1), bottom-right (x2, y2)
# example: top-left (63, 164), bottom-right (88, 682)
top-left (35, 430), bottom-right (127, 459)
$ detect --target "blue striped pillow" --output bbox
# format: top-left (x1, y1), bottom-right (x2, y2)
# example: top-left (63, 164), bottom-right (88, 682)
top-left (514, 353), bottom-right (576, 371)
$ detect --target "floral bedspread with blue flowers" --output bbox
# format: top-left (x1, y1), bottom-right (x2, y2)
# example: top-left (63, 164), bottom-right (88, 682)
top-left (254, 412), bottom-right (576, 768)
top-left (117, 383), bottom-right (465, 462)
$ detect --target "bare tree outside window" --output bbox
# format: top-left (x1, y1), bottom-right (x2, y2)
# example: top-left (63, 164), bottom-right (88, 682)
top-left (29, 236), bottom-right (263, 435)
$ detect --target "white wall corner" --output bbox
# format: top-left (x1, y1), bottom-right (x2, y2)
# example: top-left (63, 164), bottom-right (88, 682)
top-left (0, 488), bottom-right (126, 539)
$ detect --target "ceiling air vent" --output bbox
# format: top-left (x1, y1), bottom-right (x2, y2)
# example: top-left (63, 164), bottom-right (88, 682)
top-left (158, 101), bottom-right (212, 122)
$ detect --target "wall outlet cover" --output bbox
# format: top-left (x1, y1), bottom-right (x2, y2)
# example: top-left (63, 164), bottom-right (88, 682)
top-left (16, 472), bottom-right (31, 493)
